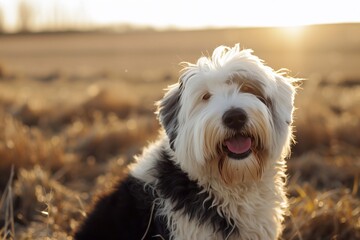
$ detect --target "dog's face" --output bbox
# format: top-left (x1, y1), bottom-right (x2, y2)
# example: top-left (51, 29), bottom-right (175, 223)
top-left (158, 45), bottom-right (296, 184)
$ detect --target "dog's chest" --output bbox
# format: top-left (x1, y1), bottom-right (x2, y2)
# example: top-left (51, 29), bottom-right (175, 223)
top-left (156, 188), bottom-right (279, 240)
top-left (156, 199), bottom-right (222, 240)
top-left (138, 175), bottom-right (283, 239)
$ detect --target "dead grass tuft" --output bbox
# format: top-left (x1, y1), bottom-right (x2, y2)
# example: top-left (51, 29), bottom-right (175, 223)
top-left (0, 113), bottom-right (66, 187)
top-left (14, 166), bottom-right (84, 239)
top-left (284, 184), bottom-right (360, 240)
top-left (0, 166), bottom-right (15, 240)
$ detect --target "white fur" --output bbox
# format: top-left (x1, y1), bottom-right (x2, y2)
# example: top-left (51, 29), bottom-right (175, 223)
top-left (130, 44), bottom-right (296, 240)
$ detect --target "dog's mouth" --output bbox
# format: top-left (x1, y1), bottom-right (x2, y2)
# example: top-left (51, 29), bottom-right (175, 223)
top-left (222, 134), bottom-right (252, 160)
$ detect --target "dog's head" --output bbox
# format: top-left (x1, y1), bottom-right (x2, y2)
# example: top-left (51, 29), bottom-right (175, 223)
top-left (157, 44), bottom-right (297, 184)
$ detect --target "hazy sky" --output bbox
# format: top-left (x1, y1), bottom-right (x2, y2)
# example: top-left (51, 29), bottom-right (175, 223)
top-left (84, 0), bottom-right (360, 27)
top-left (0, 0), bottom-right (359, 32)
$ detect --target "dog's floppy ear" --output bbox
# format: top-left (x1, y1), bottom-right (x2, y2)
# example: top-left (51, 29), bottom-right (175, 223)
top-left (156, 83), bottom-right (182, 150)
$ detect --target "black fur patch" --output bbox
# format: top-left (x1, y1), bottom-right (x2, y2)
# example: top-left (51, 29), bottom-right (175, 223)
top-left (157, 84), bottom-right (182, 150)
top-left (75, 148), bottom-right (237, 239)
top-left (155, 148), bottom-right (237, 238)
top-left (75, 176), bottom-right (168, 240)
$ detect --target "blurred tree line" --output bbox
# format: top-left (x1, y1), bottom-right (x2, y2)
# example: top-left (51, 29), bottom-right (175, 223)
top-left (0, 0), bottom-right (91, 33)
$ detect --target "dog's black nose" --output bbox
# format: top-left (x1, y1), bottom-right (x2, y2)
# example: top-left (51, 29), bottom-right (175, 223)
top-left (222, 108), bottom-right (247, 130)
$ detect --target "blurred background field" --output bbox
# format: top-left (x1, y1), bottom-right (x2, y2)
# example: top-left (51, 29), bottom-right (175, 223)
top-left (0, 1), bottom-right (360, 239)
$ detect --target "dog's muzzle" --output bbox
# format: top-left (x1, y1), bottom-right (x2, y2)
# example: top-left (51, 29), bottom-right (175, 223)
top-left (222, 108), bottom-right (252, 160)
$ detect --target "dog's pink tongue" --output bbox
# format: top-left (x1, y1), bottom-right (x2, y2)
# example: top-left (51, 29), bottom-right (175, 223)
top-left (225, 136), bottom-right (252, 154)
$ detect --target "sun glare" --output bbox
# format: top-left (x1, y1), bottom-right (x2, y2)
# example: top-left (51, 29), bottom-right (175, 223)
top-left (281, 26), bottom-right (305, 38)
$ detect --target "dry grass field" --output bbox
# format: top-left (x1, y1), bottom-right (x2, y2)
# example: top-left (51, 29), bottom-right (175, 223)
top-left (0, 24), bottom-right (360, 239)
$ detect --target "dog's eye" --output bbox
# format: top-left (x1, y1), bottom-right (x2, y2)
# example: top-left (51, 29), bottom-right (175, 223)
top-left (241, 85), bottom-right (267, 105)
top-left (241, 85), bottom-right (258, 95)
top-left (202, 92), bottom-right (212, 101)
top-left (256, 96), bottom-right (267, 105)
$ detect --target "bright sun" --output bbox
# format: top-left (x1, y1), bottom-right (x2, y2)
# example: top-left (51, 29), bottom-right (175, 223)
top-left (281, 26), bottom-right (305, 37)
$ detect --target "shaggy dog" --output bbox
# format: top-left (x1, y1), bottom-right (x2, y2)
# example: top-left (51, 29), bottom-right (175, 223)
top-left (75, 44), bottom-right (297, 240)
